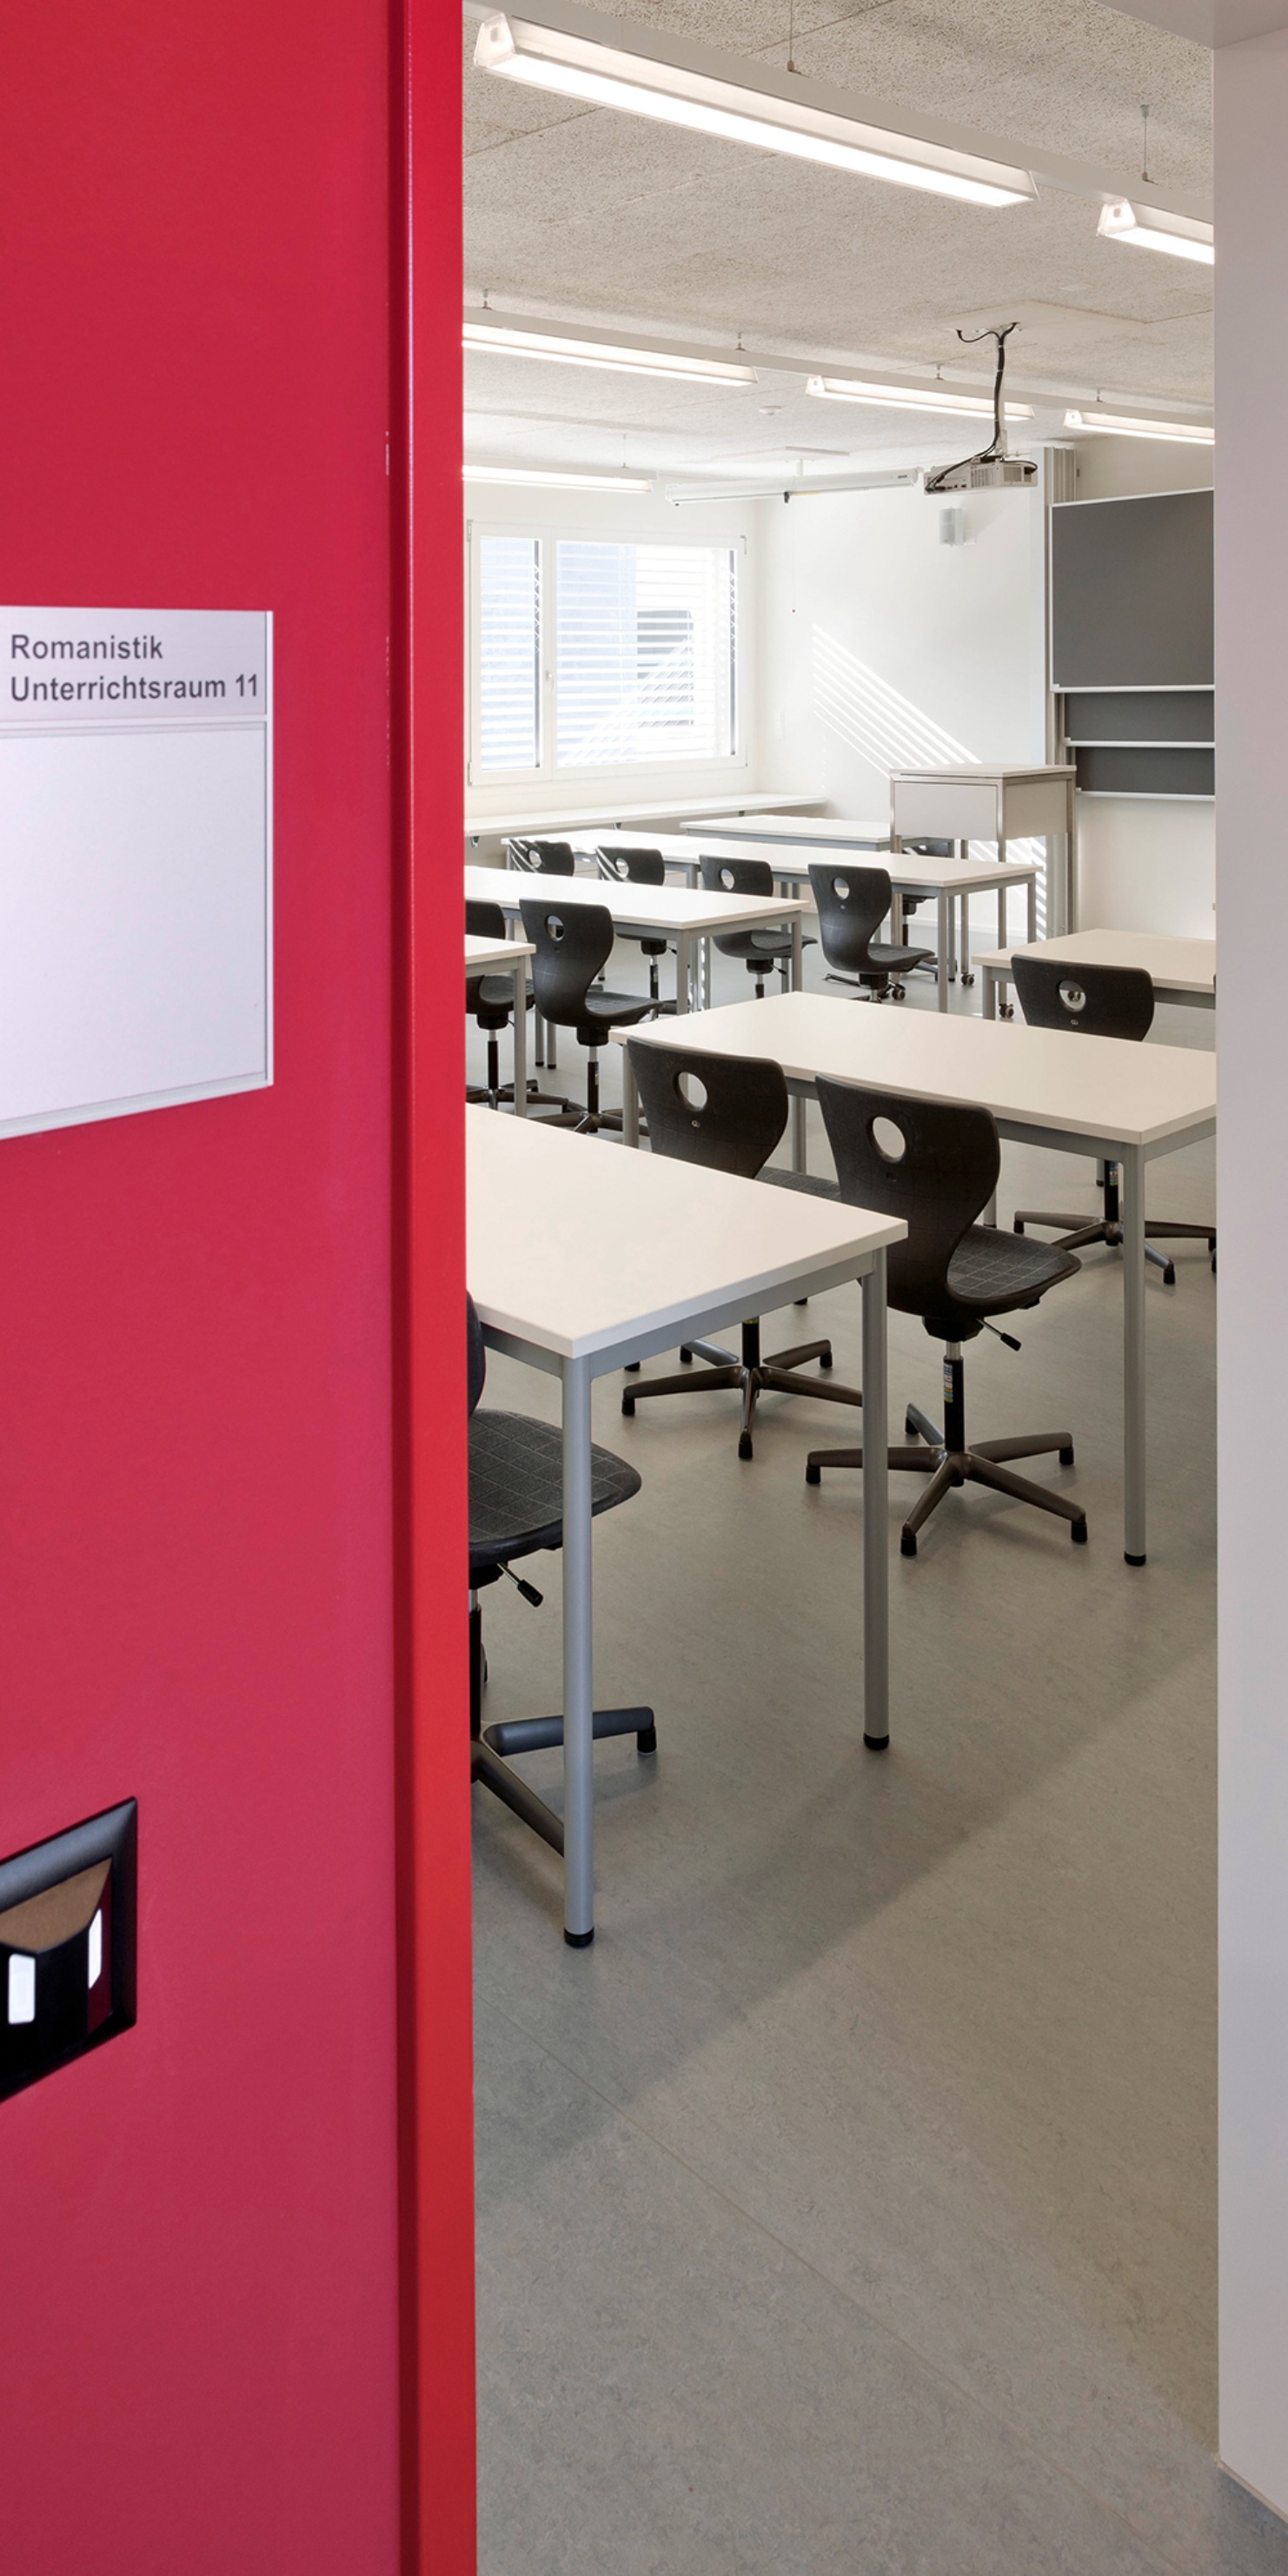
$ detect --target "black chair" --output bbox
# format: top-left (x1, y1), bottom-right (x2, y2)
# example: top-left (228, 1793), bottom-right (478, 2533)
top-left (519, 897), bottom-right (654, 1132)
top-left (595, 846), bottom-right (676, 1010)
top-left (808, 863), bottom-right (933, 1003)
top-left (620, 1039), bottom-right (864, 1458)
top-left (1010, 956), bottom-right (1216, 1284)
top-left (506, 836), bottom-right (575, 875)
top-left (699, 853), bottom-right (807, 997)
top-left (465, 898), bottom-right (561, 1116)
top-left (468, 1298), bottom-right (654, 1862)
top-left (803, 1079), bottom-right (1087, 1556)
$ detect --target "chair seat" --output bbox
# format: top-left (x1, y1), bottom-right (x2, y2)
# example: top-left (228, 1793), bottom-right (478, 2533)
top-left (573, 990), bottom-right (655, 1045)
top-left (468, 972), bottom-right (530, 1029)
top-left (759, 1165), bottom-right (840, 1199)
top-left (946, 1224), bottom-right (1080, 1316)
top-left (867, 942), bottom-right (934, 972)
top-left (714, 928), bottom-right (796, 961)
top-left (469, 1411), bottom-right (641, 1580)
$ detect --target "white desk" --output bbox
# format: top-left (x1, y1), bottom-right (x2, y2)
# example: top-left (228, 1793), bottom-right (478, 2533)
top-left (572, 834), bottom-right (1039, 1011)
top-left (977, 930), bottom-right (1216, 1020)
top-left (681, 813), bottom-right (891, 851)
top-left (618, 993), bottom-right (1216, 1566)
top-left (466, 933), bottom-right (533, 1113)
top-left (467, 1107), bottom-right (903, 1942)
top-left (464, 864), bottom-right (809, 1014)
top-left (466, 789), bottom-right (824, 853)
top-left (889, 765), bottom-right (1078, 938)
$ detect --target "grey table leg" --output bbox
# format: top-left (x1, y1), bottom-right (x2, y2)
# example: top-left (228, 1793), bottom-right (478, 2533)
top-left (791, 913), bottom-right (803, 992)
top-left (789, 913), bottom-right (807, 1168)
top-left (1026, 872), bottom-right (1038, 942)
top-left (861, 1247), bottom-right (890, 1750)
top-left (959, 895), bottom-right (971, 990)
top-left (675, 931), bottom-right (692, 1015)
top-left (1121, 1142), bottom-right (1147, 1565)
top-left (511, 959), bottom-right (528, 1115)
top-left (561, 1358), bottom-right (595, 1943)
top-left (621, 1046), bottom-right (640, 1146)
top-left (983, 965), bottom-right (999, 1022)
top-left (937, 893), bottom-right (949, 1011)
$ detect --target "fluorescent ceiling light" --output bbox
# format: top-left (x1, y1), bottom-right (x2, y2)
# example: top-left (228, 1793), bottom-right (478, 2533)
top-left (1097, 198), bottom-right (1213, 266)
top-left (808, 375), bottom-right (1033, 422)
top-left (475, 11), bottom-right (1037, 209)
top-left (1065, 408), bottom-right (1214, 446)
top-left (463, 319), bottom-right (757, 387)
top-left (463, 462), bottom-right (653, 489)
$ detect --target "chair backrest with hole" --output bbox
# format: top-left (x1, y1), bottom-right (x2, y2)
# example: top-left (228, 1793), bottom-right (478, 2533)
top-left (596, 845), bottom-right (665, 886)
top-left (816, 1075), bottom-right (999, 1338)
top-left (467, 1294), bottom-right (486, 1416)
top-left (507, 837), bottom-right (575, 875)
top-left (699, 853), bottom-right (778, 957)
top-left (626, 1040), bottom-right (787, 1179)
top-left (808, 864), bottom-right (893, 976)
top-left (519, 898), bottom-right (615, 1028)
top-left (1012, 954), bottom-right (1154, 1042)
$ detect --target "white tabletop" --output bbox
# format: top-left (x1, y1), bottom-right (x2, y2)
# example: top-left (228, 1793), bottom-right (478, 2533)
top-left (466, 1105), bottom-right (902, 1365)
top-left (568, 833), bottom-right (1032, 896)
top-left (976, 930), bottom-right (1216, 995)
top-left (465, 933), bottom-right (533, 973)
top-left (681, 813), bottom-right (890, 846)
top-left (465, 863), bottom-right (805, 939)
top-left (467, 790), bottom-right (823, 837)
top-left (618, 991), bottom-right (1217, 1152)
top-left (889, 765), bottom-right (1075, 786)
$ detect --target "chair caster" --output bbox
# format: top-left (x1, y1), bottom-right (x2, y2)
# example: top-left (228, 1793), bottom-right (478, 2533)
top-left (805, 1462), bottom-right (821, 1485)
top-left (1162, 1261), bottom-right (1176, 1286)
top-left (1072, 1517), bottom-right (1088, 1544)
top-left (625, 1361), bottom-right (641, 1373)
top-left (999, 1002), bottom-right (1014, 1020)
top-left (900, 1530), bottom-right (918, 1557)
top-left (637, 1723), bottom-right (657, 1755)
top-left (1013, 1218), bottom-right (1026, 1234)
top-left (738, 1431), bottom-right (754, 1460)
top-left (1059, 1444), bottom-right (1074, 1466)
top-left (892, 983), bottom-right (906, 1000)
top-left (961, 972), bottom-right (975, 987)
top-left (819, 1348), bottom-right (833, 1370)
top-left (621, 1394), bottom-right (635, 1416)
top-left (680, 1345), bottom-right (694, 1364)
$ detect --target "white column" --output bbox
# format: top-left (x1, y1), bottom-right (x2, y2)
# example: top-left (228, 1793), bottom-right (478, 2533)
top-left (1215, 17), bottom-right (1288, 2519)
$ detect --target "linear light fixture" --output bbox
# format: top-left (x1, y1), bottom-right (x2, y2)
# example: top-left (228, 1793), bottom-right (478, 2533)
top-left (475, 8), bottom-right (1037, 209)
top-left (1097, 199), bottom-right (1214, 266)
top-left (464, 318), bottom-right (758, 388)
top-left (463, 462), bottom-right (653, 489)
top-left (1065, 408), bottom-right (1214, 446)
top-left (808, 375), bottom-right (1034, 422)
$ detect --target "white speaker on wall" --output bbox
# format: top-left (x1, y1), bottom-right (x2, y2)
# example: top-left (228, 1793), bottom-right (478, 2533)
top-left (938, 506), bottom-right (966, 546)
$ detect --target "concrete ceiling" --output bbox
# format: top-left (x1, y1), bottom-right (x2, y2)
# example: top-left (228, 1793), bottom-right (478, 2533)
top-left (463, 0), bottom-right (1214, 476)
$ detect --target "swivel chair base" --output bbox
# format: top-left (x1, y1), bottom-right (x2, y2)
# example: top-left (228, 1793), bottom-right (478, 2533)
top-left (469, 1600), bottom-right (654, 1856)
top-left (1015, 1159), bottom-right (1216, 1287)
top-left (805, 1351), bottom-right (1086, 1554)
top-left (623, 1314), bottom-right (862, 1460)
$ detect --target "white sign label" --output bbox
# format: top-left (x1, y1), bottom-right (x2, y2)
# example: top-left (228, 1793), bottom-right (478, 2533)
top-left (0, 607), bottom-right (272, 1139)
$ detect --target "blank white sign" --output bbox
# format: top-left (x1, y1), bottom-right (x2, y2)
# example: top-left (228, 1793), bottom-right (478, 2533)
top-left (0, 607), bottom-right (272, 1139)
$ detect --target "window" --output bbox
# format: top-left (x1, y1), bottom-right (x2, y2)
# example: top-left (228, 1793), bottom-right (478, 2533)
top-left (476, 534), bottom-right (541, 773)
top-left (469, 529), bottom-right (740, 780)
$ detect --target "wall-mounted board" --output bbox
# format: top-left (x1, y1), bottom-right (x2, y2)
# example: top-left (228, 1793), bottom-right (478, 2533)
top-left (0, 607), bottom-right (271, 1139)
top-left (1051, 490), bottom-right (1213, 691)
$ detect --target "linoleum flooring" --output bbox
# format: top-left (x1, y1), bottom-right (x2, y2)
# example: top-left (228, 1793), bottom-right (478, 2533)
top-left (467, 929), bottom-right (1281, 2576)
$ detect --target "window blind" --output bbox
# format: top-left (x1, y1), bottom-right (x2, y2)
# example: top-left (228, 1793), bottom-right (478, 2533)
top-left (477, 535), bottom-right (541, 773)
top-left (555, 541), bottom-right (736, 769)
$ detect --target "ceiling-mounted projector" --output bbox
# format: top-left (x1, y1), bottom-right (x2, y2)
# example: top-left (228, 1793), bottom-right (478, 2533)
top-left (924, 323), bottom-right (1038, 494)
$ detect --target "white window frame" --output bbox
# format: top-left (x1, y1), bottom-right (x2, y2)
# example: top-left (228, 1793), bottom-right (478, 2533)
top-left (466, 520), bottom-right (747, 789)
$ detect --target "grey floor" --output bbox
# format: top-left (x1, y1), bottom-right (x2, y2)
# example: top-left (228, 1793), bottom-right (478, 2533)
top-left (468, 930), bottom-right (1285, 2575)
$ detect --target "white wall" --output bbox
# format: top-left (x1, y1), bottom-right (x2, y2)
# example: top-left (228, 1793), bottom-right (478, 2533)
top-left (462, 481), bottom-right (760, 837)
top-left (1215, 19), bottom-right (1288, 2523)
